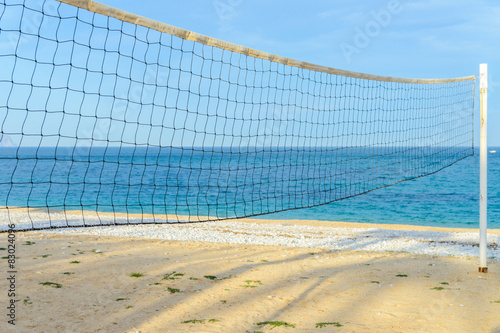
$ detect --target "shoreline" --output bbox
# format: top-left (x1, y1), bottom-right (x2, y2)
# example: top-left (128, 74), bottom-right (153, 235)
top-left (2, 207), bottom-right (499, 259)
top-left (2, 206), bottom-right (499, 234)
top-left (235, 217), bottom-right (500, 234)
top-left (38, 219), bottom-right (500, 259)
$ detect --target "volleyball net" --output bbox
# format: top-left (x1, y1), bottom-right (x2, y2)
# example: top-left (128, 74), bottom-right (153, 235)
top-left (0, 0), bottom-right (475, 230)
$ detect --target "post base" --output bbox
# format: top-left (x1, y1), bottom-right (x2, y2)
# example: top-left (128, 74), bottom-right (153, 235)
top-left (478, 267), bottom-right (488, 273)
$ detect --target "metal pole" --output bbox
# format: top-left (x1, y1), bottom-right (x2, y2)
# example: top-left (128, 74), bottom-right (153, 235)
top-left (479, 63), bottom-right (488, 273)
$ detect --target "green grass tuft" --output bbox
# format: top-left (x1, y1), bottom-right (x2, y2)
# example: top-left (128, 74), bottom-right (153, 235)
top-left (490, 300), bottom-right (500, 303)
top-left (396, 274), bottom-right (408, 277)
top-left (129, 272), bottom-right (144, 277)
top-left (116, 298), bottom-right (130, 301)
top-left (62, 272), bottom-right (74, 275)
top-left (39, 282), bottom-right (62, 288)
top-left (315, 322), bottom-right (343, 328)
top-left (204, 275), bottom-right (217, 280)
top-left (440, 282), bottom-right (449, 285)
top-left (245, 280), bottom-right (262, 284)
top-left (167, 287), bottom-right (181, 294)
top-left (182, 319), bottom-right (205, 324)
top-left (431, 287), bottom-right (444, 290)
top-left (23, 241), bottom-right (35, 245)
top-left (241, 280), bottom-right (262, 288)
top-left (256, 321), bottom-right (296, 329)
top-left (70, 260), bottom-right (80, 264)
top-left (371, 281), bottom-right (379, 284)
top-left (163, 271), bottom-right (183, 280)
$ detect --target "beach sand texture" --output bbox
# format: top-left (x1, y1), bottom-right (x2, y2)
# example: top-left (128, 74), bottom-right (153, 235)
top-left (1, 216), bottom-right (500, 333)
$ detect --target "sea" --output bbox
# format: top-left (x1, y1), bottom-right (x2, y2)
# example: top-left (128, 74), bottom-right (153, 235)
top-left (0, 146), bottom-right (498, 229)
top-left (265, 147), bottom-right (500, 229)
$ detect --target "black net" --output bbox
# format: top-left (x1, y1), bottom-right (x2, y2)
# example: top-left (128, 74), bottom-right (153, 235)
top-left (0, 0), bottom-right (475, 231)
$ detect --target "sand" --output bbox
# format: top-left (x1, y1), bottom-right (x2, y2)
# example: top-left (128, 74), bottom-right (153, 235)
top-left (1, 221), bottom-right (500, 333)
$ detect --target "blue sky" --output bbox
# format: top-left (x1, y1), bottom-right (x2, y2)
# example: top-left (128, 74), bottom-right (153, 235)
top-left (97, 0), bottom-right (500, 147)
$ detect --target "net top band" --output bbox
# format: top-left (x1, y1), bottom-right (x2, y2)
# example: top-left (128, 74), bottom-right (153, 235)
top-left (58, 0), bottom-right (474, 84)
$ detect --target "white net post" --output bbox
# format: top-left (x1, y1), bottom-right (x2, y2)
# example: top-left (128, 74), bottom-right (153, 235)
top-left (479, 63), bottom-right (488, 273)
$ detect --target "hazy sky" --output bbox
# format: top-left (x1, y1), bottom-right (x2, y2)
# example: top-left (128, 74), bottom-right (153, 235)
top-left (97, 0), bottom-right (500, 147)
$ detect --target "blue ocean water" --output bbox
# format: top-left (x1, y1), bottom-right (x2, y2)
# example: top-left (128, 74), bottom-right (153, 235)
top-left (262, 147), bottom-right (500, 229)
top-left (0, 146), bottom-right (498, 229)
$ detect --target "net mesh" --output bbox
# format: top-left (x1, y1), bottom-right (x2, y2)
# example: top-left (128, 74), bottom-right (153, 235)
top-left (0, 0), bottom-right (474, 231)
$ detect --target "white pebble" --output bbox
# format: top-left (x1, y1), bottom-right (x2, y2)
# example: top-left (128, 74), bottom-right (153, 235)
top-left (3, 216), bottom-right (495, 259)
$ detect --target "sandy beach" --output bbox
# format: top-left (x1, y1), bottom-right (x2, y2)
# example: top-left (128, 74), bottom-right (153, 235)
top-left (1, 217), bottom-right (499, 333)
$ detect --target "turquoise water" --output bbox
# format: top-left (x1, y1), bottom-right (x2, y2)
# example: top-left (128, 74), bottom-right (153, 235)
top-left (262, 147), bottom-right (500, 229)
top-left (0, 146), bottom-right (497, 229)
